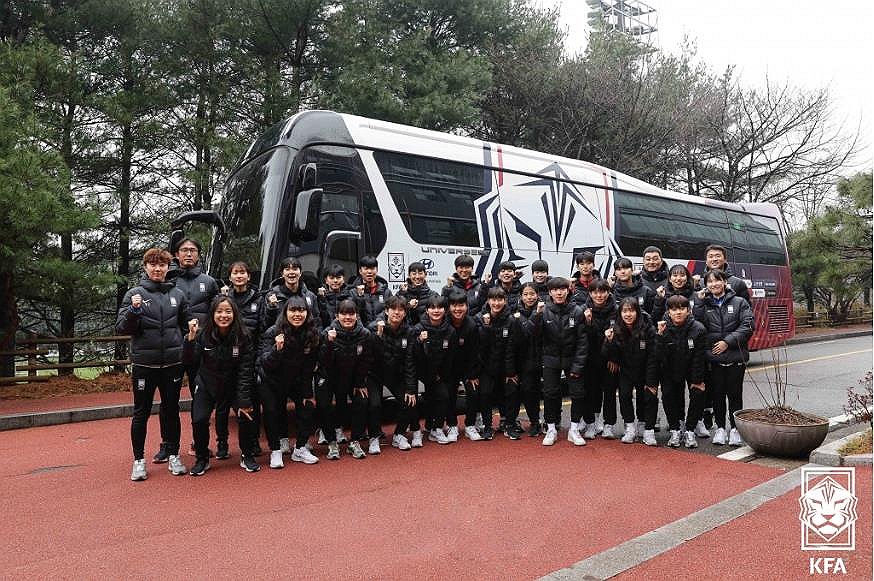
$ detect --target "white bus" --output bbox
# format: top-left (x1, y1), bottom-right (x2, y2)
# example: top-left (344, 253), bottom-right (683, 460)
top-left (173, 110), bottom-right (793, 348)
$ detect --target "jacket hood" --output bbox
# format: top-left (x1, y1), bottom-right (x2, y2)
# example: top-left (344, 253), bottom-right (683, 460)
top-left (614, 274), bottom-right (643, 294)
top-left (451, 273), bottom-right (481, 290)
top-left (641, 262), bottom-right (668, 283)
top-left (703, 287), bottom-right (737, 306)
top-left (349, 275), bottom-right (389, 291)
top-left (571, 268), bottom-right (602, 281)
top-left (330, 319), bottom-right (367, 342)
top-left (168, 262), bottom-right (203, 280)
top-left (139, 277), bottom-right (175, 293)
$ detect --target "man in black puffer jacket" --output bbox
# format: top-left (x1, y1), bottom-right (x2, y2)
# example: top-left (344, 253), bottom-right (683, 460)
top-left (612, 257), bottom-right (656, 316)
top-left (260, 256), bottom-right (321, 330)
top-left (533, 277), bottom-right (588, 447)
top-left (695, 244), bottom-right (752, 305)
top-left (347, 255), bottom-right (392, 326)
top-left (118, 248), bottom-right (192, 481)
top-left (640, 246), bottom-right (669, 293)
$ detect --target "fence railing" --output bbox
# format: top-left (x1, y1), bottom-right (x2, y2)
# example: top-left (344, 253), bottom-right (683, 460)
top-left (0, 335), bottom-right (131, 385)
top-left (794, 309), bottom-right (873, 329)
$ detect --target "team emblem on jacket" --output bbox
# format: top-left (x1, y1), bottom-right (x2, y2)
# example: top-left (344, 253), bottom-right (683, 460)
top-left (727, 305), bottom-right (734, 313)
top-left (357, 344), bottom-right (363, 355)
top-left (502, 328), bottom-right (508, 337)
top-left (568, 318), bottom-right (575, 328)
top-left (137, 379), bottom-right (146, 390)
top-left (251, 303), bottom-right (258, 311)
top-left (170, 297), bottom-right (177, 307)
top-left (306, 296), bottom-right (312, 305)
top-left (638, 296), bottom-right (644, 305)
top-left (378, 295), bottom-right (384, 303)
top-left (688, 338), bottom-right (695, 349)
top-left (199, 282), bottom-right (206, 292)
top-left (459, 338), bottom-right (465, 346)
top-left (442, 339), bottom-right (449, 349)
top-left (639, 340), bottom-right (646, 350)
top-left (232, 346), bottom-right (239, 357)
top-left (401, 338), bottom-right (408, 348)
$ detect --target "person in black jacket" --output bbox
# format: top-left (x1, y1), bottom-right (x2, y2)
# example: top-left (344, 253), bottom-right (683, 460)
top-left (570, 251), bottom-right (602, 308)
top-left (695, 244), bottom-right (752, 305)
top-left (260, 257), bottom-right (321, 332)
top-left (533, 277), bottom-right (588, 447)
top-left (490, 261), bottom-right (523, 311)
top-left (348, 255), bottom-right (392, 326)
top-left (474, 287), bottom-right (522, 440)
top-left (317, 264), bottom-right (353, 328)
top-left (183, 296), bottom-right (258, 475)
top-left (516, 283), bottom-right (544, 437)
top-left (117, 248), bottom-right (191, 481)
top-left (582, 279), bottom-right (618, 439)
top-left (693, 269), bottom-right (753, 447)
top-left (640, 246), bottom-right (668, 293)
top-left (441, 254), bottom-right (490, 317)
top-left (603, 297), bottom-right (659, 446)
top-left (258, 296), bottom-right (321, 469)
top-left (656, 295), bottom-right (708, 449)
top-left (318, 299), bottom-right (374, 460)
top-left (445, 291), bottom-right (482, 442)
top-left (218, 261), bottom-right (262, 459)
top-left (652, 264), bottom-right (696, 322)
top-left (409, 295), bottom-right (456, 446)
top-left (530, 260), bottom-right (551, 302)
top-left (367, 295), bottom-right (417, 452)
top-left (611, 257), bottom-right (656, 316)
top-left (397, 262), bottom-right (438, 326)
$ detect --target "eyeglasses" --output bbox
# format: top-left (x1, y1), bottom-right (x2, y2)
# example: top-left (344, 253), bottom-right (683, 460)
top-left (178, 248), bottom-right (198, 254)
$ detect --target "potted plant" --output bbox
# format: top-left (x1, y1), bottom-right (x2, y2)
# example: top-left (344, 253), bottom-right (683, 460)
top-left (733, 347), bottom-right (830, 457)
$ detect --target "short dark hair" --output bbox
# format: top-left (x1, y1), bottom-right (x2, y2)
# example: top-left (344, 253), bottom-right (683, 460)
top-left (227, 261), bottom-right (251, 276)
top-left (454, 255), bottom-right (474, 268)
top-left (447, 291), bottom-right (468, 306)
top-left (425, 295), bottom-right (447, 309)
top-left (325, 264), bottom-right (346, 278)
top-left (666, 295), bottom-right (690, 310)
top-left (337, 299), bottom-right (358, 314)
top-left (487, 286), bottom-right (507, 300)
top-left (175, 238), bottom-right (202, 254)
top-left (531, 260), bottom-right (549, 273)
top-left (614, 257), bottom-right (633, 270)
top-left (408, 261), bottom-right (425, 273)
top-left (384, 294), bottom-right (408, 311)
top-left (589, 278), bottom-right (611, 293)
top-left (498, 261), bottom-right (516, 272)
top-left (574, 251), bottom-right (595, 265)
top-left (358, 255), bottom-right (378, 268)
top-left (643, 246), bottom-right (662, 257)
top-left (279, 256), bottom-right (302, 271)
top-left (705, 244), bottom-right (727, 258)
top-left (546, 277), bottom-right (571, 290)
top-left (703, 269), bottom-right (728, 283)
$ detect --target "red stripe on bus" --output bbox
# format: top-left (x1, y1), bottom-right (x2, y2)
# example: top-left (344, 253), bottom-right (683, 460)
top-left (497, 146), bottom-right (504, 186)
top-left (602, 173), bottom-right (610, 230)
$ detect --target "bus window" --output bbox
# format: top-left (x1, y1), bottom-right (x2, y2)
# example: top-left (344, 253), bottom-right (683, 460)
top-left (219, 147), bottom-right (291, 289)
top-left (374, 151), bottom-right (483, 247)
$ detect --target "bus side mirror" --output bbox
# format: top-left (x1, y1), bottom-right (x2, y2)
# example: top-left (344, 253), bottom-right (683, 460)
top-left (293, 188), bottom-right (323, 242)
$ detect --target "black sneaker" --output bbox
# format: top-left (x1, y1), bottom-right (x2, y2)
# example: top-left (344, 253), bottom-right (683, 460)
top-left (513, 420), bottom-right (524, 433)
top-left (216, 441), bottom-right (230, 460)
top-left (497, 419), bottom-right (507, 433)
top-left (190, 459), bottom-right (210, 476)
top-left (240, 456), bottom-right (261, 473)
top-left (152, 443), bottom-right (169, 464)
top-left (482, 427), bottom-right (495, 440)
top-left (504, 426), bottom-right (522, 440)
top-left (527, 422), bottom-right (542, 437)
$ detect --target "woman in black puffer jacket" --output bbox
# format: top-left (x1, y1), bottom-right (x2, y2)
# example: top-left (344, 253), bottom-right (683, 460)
top-left (652, 264), bottom-right (697, 322)
top-left (582, 279), bottom-right (619, 439)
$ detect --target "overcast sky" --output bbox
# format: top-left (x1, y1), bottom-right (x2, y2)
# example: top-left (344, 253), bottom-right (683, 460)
top-left (543, 0), bottom-right (873, 173)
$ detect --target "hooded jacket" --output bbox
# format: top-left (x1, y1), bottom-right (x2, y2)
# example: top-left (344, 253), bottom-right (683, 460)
top-left (397, 280), bottom-right (438, 325)
top-left (693, 288), bottom-right (753, 365)
top-left (530, 278), bottom-right (551, 303)
top-left (260, 280), bottom-right (320, 331)
top-left (409, 316), bottom-right (456, 388)
top-left (583, 297), bottom-right (618, 367)
top-left (229, 286), bottom-right (261, 335)
top-left (347, 275), bottom-right (392, 326)
top-left (533, 301), bottom-right (588, 375)
top-left (475, 307), bottom-right (521, 377)
top-left (447, 314), bottom-right (482, 382)
top-left (319, 319), bottom-right (373, 388)
top-left (183, 329), bottom-right (255, 408)
top-left (656, 315), bottom-right (707, 385)
top-left (602, 314), bottom-right (658, 388)
top-left (117, 277), bottom-right (190, 367)
top-left (651, 282), bottom-right (697, 322)
top-left (489, 278), bottom-right (523, 311)
top-left (570, 268), bottom-right (602, 307)
top-left (515, 303), bottom-right (543, 373)
top-left (167, 262), bottom-right (218, 326)
top-left (698, 265), bottom-right (752, 305)
top-left (368, 319), bottom-right (416, 393)
top-left (442, 273), bottom-right (487, 316)
top-left (258, 324), bottom-right (320, 398)
top-left (613, 274), bottom-right (656, 316)
top-left (640, 262), bottom-right (669, 293)
top-left (317, 285), bottom-right (354, 328)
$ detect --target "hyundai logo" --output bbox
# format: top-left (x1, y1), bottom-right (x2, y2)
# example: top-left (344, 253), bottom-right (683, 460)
top-left (420, 259), bottom-right (434, 270)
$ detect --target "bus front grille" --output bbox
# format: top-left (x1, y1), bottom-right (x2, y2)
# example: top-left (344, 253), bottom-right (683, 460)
top-left (767, 305), bottom-right (791, 333)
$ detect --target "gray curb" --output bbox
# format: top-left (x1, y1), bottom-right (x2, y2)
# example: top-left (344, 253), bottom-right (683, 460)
top-left (810, 429), bottom-right (873, 467)
top-left (786, 329), bottom-right (871, 345)
top-left (0, 399), bottom-right (192, 431)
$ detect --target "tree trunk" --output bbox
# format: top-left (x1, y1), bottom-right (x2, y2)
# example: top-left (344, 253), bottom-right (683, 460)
top-left (58, 100), bottom-right (77, 374)
top-left (0, 270), bottom-right (17, 377)
top-left (114, 53), bottom-right (134, 371)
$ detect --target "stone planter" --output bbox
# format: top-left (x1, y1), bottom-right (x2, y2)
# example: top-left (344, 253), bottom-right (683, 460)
top-left (733, 409), bottom-right (829, 458)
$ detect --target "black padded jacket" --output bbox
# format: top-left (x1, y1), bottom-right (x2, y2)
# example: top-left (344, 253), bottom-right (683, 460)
top-left (183, 330), bottom-right (255, 408)
top-left (116, 277), bottom-right (191, 367)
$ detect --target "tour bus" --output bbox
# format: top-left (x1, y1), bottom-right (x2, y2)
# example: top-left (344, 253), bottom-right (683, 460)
top-left (172, 110), bottom-right (794, 349)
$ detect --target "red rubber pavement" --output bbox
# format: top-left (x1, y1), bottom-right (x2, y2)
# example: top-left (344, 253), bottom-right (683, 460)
top-left (616, 468), bottom-right (873, 581)
top-left (1, 417), bottom-right (780, 579)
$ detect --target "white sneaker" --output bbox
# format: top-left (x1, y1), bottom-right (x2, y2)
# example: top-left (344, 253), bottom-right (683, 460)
top-left (694, 420), bottom-right (710, 438)
top-left (568, 428), bottom-right (587, 446)
top-left (621, 424), bottom-right (636, 443)
top-left (428, 428), bottom-right (449, 444)
top-left (291, 446), bottom-right (318, 464)
top-left (635, 421), bottom-right (645, 438)
top-left (327, 442), bottom-right (341, 459)
top-left (602, 424), bottom-right (615, 439)
top-left (317, 429), bottom-right (327, 444)
top-left (583, 422), bottom-right (597, 439)
top-left (594, 415), bottom-right (604, 434)
top-left (684, 431), bottom-right (698, 448)
top-left (168, 455), bottom-right (187, 475)
top-left (542, 428), bottom-right (558, 446)
top-left (643, 429), bottom-right (657, 446)
top-left (464, 426), bottom-right (483, 441)
top-left (348, 441), bottom-right (366, 459)
top-left (728, 428), bottom-right (743, 446)
top-left (446, 426), bottom-right (459, 442)
top-left (279, 437), bottom-right (291, 454)
top-left (392, 434), bottom-right (411, 450)
top-left (667, 430), bottom-right (681, 447)
top-left (335, 428), bottom-right (347, 443)
top-left (712, 427), bottom-right (727, 445)
top-left (269, 450), bottom-right (284, 469)
top-left (410, 430), bottom-right (424, 448)
top-left (474, 413), bottom-right (484, 431)
top-left (368, 437), bottom-right (381, 455)
top-left (130, 459), bottom-right (147, 481)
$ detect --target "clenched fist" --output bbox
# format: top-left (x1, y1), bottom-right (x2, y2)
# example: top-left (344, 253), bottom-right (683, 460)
top-left (274, 333), bottom-right (285, 350)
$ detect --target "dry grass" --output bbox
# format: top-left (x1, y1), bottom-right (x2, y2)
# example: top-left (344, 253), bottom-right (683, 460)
top-left (839, 428), bottom-right (873, 456)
